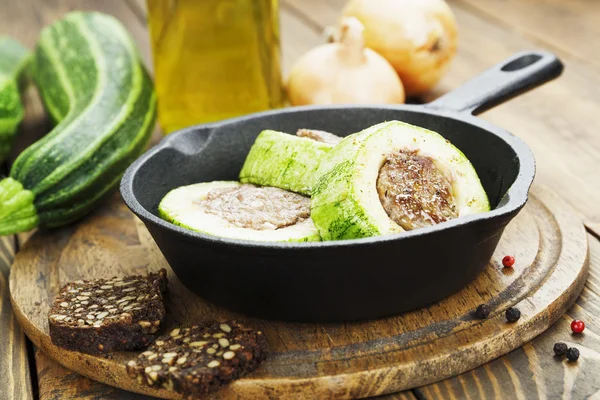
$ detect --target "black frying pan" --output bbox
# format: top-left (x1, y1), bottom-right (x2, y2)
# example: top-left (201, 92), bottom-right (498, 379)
top-left (121, 51), bottom-right (563, 322)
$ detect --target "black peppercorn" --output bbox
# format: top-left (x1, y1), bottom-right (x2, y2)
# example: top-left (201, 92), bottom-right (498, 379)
top-left (553, 342), bottom-right (568, 356)
top-left (566, 347), bottom-right (580, 362)
top-left (505, 307), bottom-right (521, 322)
top-left (475, 304), bottom-right (490, 319)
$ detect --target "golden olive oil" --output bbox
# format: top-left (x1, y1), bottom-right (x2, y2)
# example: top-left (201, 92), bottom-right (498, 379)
top-left (147, 0), bottom-right (284, 133)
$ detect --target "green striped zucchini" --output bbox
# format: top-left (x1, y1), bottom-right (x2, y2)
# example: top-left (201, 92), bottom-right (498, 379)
top-left (0, 11), bottom-right (156, 235)
top-left (0, 37), bottom-right (31, 163)
top-left (239, 130), bottom-right (334, 195)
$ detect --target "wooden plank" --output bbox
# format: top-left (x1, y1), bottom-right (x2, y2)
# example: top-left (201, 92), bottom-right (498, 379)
top-left (452, 0), bottom-right (600, 69)
top-left (0, 236), bottom-right (33, 400)
top-left (0, 0), bottom-right (151, 65)
top-left (280, 3), bottom-right (325, 76)
top-left (374, 392), bottom-right (417, 400)
top-left (35, 348), bottom-right (152, 400)
top-left (0, 236), bottom-right (15, 279)
top-left (34, 347), bottom-right (416, 400)
top-left (417, 233), bottom-right (600, 399)
top-left (282, 0), bottom-right (600, 236)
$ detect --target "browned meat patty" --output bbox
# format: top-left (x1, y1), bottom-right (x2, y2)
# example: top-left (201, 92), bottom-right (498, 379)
top-left (197, 184), bottom-right (310, 230)
top-left (296, 128), bottom-right (342, 145)
top-left (377, 150), bottom-right (458, 230)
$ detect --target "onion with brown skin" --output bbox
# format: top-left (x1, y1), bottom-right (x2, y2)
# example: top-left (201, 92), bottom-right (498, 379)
top-left (342, 0), bottom-right (458, 96)
top-left (286, 17), bottom-right (405, 106)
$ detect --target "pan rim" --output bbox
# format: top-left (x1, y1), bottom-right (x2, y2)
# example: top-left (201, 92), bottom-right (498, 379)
top-left (120, 103), bottom-right (535, 250)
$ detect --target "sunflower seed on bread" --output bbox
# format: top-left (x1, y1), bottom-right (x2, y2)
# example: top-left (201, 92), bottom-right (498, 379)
top-left (48, 269), bottom-right (168, 355)
top-left (126, 321), bottom-right (267, 397)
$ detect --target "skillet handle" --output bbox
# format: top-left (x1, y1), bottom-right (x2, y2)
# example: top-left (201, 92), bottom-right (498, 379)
top-left (426, 51), bottom-right (563, 115)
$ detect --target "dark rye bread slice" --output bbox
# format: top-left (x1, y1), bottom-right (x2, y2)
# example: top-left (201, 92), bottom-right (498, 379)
top-left (126, 321), bottom-right (268, 398)
top-left (48, 269), bottom-right (168, 355)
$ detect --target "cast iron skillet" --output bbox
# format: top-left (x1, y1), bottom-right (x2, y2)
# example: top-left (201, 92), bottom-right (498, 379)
top-left (121, 51), bottom-right (563, 322)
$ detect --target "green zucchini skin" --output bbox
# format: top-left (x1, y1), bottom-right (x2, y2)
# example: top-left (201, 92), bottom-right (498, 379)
top-left (239, 130), bottom-right (333, 195)
top-left (0, 37), bottom-right (31, 163)
top-left (0, 12), bottom-right (156, 235)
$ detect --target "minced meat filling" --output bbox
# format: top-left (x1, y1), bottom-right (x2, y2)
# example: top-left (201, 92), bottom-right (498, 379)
top-left (377, 150), bottom-right (458, 230)
top-left (197, 184), bottom-right (310, 230)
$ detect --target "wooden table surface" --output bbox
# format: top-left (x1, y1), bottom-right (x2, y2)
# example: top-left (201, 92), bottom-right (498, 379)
top-left (1, 0), bottom-right (599, 399)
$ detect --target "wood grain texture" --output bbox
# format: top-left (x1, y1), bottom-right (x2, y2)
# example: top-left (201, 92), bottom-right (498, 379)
top-left (0, 0), bottom-right (149, 60)
top-left (453, 0), bottom-right (600, 69)
top-left (372, 392), bottom-right (417, 400)
top-left (35, 347), bottom-right (151, 400)
top-left (415, 235), bottom-right (600, 399)
top-left (34, 348), bottom-right (419, 400)
top-left (8, 185), bottom-right (588, 399)
top-left (0, 237), bottom-right (33, 400)
top-left (283, 0), bottom-right (600, 237)
top-left (0, 237), bottom-right (15, 278)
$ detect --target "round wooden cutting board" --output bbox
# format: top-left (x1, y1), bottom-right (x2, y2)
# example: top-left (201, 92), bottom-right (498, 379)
top-left (9, 185), bottom-right (588, 399)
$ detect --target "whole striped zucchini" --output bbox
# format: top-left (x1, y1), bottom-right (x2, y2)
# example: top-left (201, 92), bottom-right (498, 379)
top-left (0, 37), bottom-right (30, 163)
top-left (0, 12), bottom-right (156, 235)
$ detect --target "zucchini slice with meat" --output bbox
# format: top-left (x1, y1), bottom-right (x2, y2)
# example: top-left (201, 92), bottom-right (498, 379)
top-left (239, 129), bottom-right (336, 196)
top-left (159, 181), bottom-right (321, 242)
top-left (311, 121), bottom-right (490, 240)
